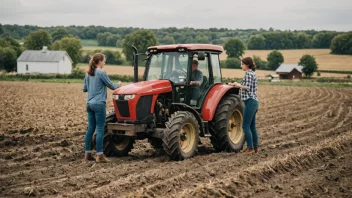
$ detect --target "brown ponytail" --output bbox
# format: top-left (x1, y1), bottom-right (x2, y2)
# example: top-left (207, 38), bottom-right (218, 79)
top-left (88, 53), bottom-right (105, 76)
top-left (241, 57), bottom-right (256, 71)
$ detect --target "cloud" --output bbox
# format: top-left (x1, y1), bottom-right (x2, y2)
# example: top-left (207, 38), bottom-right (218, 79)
top-left (0, 0), bottom-right (351, 31)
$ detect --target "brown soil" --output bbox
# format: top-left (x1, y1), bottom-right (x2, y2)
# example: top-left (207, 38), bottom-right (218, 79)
top-left (0, 82), bottom-right (351, 198)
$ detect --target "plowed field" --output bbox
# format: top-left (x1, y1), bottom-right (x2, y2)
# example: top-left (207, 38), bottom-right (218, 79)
top-left (0, 82), bottom-right (351, 198)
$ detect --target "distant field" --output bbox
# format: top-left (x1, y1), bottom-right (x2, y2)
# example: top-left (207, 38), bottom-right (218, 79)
top-left (220, 49), bottom-right (352, 72)
top-left (80, 39), bottom-right (98, 46)
top-left (78, 65), bottom-right (348, 79)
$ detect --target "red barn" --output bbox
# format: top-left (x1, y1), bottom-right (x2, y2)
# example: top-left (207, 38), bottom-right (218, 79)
top-left (275, 64), bottom-right (303, 80)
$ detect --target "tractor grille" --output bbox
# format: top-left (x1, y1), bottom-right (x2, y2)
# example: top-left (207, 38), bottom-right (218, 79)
top-left (115, 100), bottom-right (130, 117)
top-left (136, 95), bottom-right (153, 120)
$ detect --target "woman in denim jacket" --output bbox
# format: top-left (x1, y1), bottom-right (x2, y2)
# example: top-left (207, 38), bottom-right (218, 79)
top-left (83, 53), bottom-right (121, 162)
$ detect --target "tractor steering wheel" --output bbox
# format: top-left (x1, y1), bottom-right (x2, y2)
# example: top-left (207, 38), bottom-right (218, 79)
top-left (169, 69), bottom-right (187, 83)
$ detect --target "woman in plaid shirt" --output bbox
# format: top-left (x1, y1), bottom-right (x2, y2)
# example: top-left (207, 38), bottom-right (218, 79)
top-left (230, 57), bottom-right (259, 154)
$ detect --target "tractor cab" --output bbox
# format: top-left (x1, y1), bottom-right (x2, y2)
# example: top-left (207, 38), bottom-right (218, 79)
top-left (144, 44), bottom-right (223, 108)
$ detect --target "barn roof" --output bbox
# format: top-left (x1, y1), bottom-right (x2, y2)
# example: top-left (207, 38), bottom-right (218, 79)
top-left (275, 64), bottom-right (303, 73)
top-left (17, 50), bottom-right (72, 63)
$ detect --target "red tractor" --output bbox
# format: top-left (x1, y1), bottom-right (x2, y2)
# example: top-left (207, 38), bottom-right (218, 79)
top-left (93, 44), bottom-right (244, 160)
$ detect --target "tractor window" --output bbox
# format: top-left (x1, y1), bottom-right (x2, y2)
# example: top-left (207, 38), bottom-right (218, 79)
top-left (210, 54), bottom-right (222, 83)
top-left (147, 52), bottom-right (188, 83)
top-left (190, 55), bottom-right (210, 107)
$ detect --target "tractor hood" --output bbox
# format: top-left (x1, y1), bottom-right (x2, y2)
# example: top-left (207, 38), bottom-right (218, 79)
top-left (113, 80), bottom-right (172, 95)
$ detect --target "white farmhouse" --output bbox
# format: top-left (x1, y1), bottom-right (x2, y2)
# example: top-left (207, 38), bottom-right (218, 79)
top-left (17, 46), bottom-right (73, 74)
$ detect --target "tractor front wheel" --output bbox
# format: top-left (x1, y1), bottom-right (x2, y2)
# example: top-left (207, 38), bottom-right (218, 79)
top-left (162, 111), bottom-right (200, 160)
top-left (92, 112), bottom-right (135, 157)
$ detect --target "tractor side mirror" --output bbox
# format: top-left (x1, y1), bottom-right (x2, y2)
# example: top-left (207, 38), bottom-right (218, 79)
top-left (198, 52), bottom-right (206, 61)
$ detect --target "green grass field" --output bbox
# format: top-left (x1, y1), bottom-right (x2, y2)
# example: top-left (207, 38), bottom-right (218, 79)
top-left (80, 39), bottom-right (98, 46)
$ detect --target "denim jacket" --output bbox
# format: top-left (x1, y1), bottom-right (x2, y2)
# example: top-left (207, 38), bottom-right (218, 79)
top-left (83, 68), bottom-right (119, 104)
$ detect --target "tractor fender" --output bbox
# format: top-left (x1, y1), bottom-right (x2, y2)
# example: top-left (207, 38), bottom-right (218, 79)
top-left (170, 103), bottom-right (205, 135)
top-left (201, 84), bottom-right (240, 121)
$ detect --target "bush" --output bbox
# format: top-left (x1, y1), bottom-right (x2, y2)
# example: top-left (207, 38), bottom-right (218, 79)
top-left (224, 58), bottom-right (241, 69)
top-left (253, 55), bottom-right (267, 70)
top-left (317, 71), bottom-right (321, 76)
top-left (70, 67), bottom-right (85, 78)
top-left (103, 50), bottom-right (124, 65)
top-left (347, 75), bottom-right (351, 79)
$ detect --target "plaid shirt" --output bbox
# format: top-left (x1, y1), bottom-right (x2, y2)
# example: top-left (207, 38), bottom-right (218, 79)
top-left (239, 70), bottom-right (258, 101)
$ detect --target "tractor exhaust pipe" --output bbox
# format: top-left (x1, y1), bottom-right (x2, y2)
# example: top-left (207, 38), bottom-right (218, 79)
top-left (132, 45), bottom-right (138, 82)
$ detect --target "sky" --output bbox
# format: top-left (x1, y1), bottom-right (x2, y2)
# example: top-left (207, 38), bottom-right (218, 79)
top-left (1, 0), bottom-right (351, 31)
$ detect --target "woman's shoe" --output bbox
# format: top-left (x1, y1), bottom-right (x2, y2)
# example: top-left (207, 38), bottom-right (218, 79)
top-left (254, 147), bottom-right (259, 153)
top-left (242, 148), bottom-right (255, 154)
top-left (84, 153), bottom-right (95, 161)
top-left (96, 154), bottom-right (110, 163)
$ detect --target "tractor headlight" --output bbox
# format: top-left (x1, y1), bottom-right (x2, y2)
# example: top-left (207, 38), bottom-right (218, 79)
top-left (113, 94), bottom-right (136, 100)
top-left (124, 94), bottom-right (136, 100)
top-left (113, 94), bottom-right (120, 100)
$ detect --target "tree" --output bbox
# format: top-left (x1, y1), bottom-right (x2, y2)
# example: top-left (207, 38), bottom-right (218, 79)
top-left (0, 23), bottom-right (4, 35)
top-left (0, 47), bottom-right (17, 72)
top-left (223, 38), bottom-right (246, 59)
top-left (223, 58), bottom-right (241, 69)
top-left (103, 50), bottom-right (124, 65)
top-left (122, 30), bottom-right (158, 61)
top-left (330, 32), bottom-right (352, 55)
top-left (247, 35), bottom-right (265, 49)
top-left (51, 37), bottom-right (82, 67)
top-left (194, 35), bottom-right (210, 43)
top-left (253, 55), bottom-right (267, 70)
top-left (0, 37), bottom-right (22, 56)
top-left (24, 29), bottom-right (52, 50)
top-left (162, 35), bottom-right (175, 44)
top-left (51, 28), bottom-right (72, 42)
top-left (262, 32), bottom-right (296, 49)
top-left (212, 39), bottom-right (225, 45)
top-left (294, 32), bottom-right (312, 49)
top-left (312, 32), bottom-right (339, 48)
top-left (267, 50), bottom-right (284, 70)
top-left (299, 54), bottom-right (318, 78)
top-left (106, 34), bottom-right (121, 46)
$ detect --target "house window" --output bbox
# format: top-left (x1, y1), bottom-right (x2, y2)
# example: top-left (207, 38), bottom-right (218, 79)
top-left (26, 64), bottom-right (28, 71)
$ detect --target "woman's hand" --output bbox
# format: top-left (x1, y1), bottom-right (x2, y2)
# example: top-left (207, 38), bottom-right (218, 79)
top-left (229, 82), bottom-right (241, 88)
top-left (117, 81), bottom-right (122, 87)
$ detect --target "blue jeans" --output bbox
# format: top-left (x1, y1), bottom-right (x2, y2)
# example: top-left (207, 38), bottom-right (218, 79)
top-left (85, 103), bottom-right (106, 154)
top-left (242, 98), bottom-right (259, 149)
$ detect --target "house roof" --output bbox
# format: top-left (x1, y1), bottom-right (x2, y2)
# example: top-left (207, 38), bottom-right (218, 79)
top-left (148, 44), bottom-right (223, 52)
top-left (17, 50), bottom-right (72, 63)
top-left (275, 64), bottom-right (303, 73)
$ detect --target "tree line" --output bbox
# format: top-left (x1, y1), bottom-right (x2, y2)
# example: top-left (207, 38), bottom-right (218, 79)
top-left (2, 24), bottom-right (350, 50)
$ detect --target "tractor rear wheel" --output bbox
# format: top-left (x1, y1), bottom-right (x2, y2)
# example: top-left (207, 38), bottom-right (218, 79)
top-left (92, 112), bottom-right (135, 157)
top-left (162, 111), bottom-right (200, 160)
top-left (210, 94), bottom-right (245, 152)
